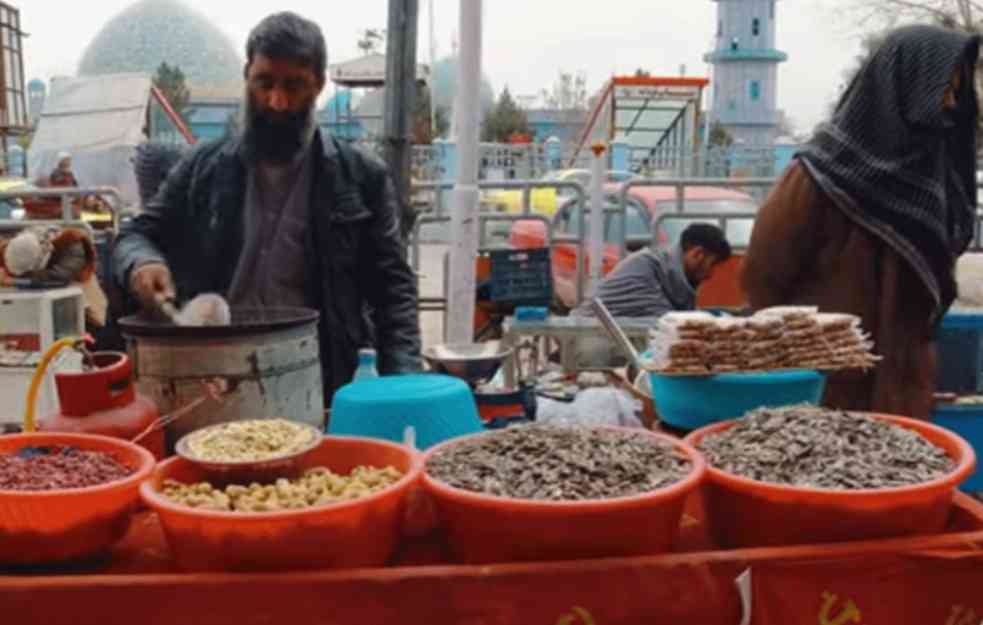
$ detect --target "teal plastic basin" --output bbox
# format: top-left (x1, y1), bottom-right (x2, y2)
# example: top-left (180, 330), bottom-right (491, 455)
top-left (328, 374), bottom-right (483, 449)
top-left (649, 369), bottom-right (827, 431)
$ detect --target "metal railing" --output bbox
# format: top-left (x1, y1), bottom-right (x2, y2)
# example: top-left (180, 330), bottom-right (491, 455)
top-left (0, 186), bottom-right (126, 234)
top-left (408, 180), bottom-right (589, 325)
top-left (408, 177), bottom-right (983, 318)
top-left (615, 176), bottom-right (776, 255)
top-left (653, 211), bottom-right (759, 251)
top-left (409, 176), bottom-right (784, 313)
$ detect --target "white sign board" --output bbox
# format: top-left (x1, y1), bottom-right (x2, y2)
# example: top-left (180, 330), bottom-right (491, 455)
top-left (614, 85), bottom-right (701, 101)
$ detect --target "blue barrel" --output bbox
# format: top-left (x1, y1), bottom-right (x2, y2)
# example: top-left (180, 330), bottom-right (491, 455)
top-left (937, 312), bottom-right (983, 395)
top-left (932, 404), bottom-right (983, 492)
top-left (328, 374), bottom-right (483, 449)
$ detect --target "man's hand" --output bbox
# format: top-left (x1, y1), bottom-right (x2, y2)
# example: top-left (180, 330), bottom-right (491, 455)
top-left (130, 263), bottom-right (175, 310)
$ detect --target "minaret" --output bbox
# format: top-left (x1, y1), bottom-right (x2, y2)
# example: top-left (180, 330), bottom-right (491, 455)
top-left (704, 0), bottom-right (787, 145)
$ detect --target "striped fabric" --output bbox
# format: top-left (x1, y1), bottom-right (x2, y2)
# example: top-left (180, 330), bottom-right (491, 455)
top-left (797, 24), bottom-right (980, 322)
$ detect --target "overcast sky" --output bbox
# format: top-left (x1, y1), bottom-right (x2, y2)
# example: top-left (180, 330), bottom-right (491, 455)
top-left (20, 0), bottom-right (868, 134)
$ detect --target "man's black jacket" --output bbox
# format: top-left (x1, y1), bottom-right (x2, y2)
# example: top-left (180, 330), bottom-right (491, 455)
top-left (113, 131), bottom-right (422, 401)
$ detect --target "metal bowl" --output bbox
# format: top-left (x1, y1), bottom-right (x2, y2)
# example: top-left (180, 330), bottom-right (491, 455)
top-left (422, 341), bottom-right (514, 385)
top-left (174, 420), bottom-right (323, 484)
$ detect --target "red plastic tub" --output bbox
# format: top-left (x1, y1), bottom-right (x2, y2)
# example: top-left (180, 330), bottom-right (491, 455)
top-left (140, 435), bottom-right (423, 571)
top-left (421, 427), bottom-right (706, 564)
top-left (685, 414), bottom-right (977, 548)
top-left (0, 432), bottom-right (156, 565)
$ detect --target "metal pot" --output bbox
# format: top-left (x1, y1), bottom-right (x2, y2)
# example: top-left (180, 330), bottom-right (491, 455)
top-left (119, 307), bottom-right (323, 451)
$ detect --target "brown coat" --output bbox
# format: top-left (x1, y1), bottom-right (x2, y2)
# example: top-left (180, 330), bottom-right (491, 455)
top-left (741, 161), bottom-right (938, 419)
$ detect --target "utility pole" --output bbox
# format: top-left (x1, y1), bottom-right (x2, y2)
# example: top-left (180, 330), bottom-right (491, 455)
top-left (445, 0), bottom-right (484, 345)
top-left (383, 0), bottom-right (420, 248)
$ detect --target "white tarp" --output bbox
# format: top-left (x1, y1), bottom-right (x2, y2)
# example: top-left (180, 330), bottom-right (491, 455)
top-left (28, 73), bottom-right (155, 208)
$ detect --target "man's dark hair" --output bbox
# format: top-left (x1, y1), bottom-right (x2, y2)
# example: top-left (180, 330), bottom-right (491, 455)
top-left (245, 12), bottom-right (328, 80)
top-left (680, 223), bottom-right (732, 261)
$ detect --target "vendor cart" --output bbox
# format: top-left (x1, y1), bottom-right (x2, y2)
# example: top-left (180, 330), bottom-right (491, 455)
top-left (2, 490), bottom-right (982, 625)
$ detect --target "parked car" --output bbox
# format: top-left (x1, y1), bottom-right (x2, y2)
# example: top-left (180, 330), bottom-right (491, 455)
top-left (481, 168), bottom-right (638, 217)
top-left (509, 184), bottom-right (758, 309)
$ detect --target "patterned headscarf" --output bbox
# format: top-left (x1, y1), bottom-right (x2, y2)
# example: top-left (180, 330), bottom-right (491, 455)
top-left (797, 24), bottom-right (980, 323)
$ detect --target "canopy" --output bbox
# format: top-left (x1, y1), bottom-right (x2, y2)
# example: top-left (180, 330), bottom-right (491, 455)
top-left (28, 73), bottom-right (193, 208)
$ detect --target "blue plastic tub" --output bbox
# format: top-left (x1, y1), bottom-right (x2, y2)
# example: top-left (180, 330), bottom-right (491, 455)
top-left (328, 374), bottom-right (483, 449)
top-left (932, 404), bottom-right (983, 492)
top-left (648, 370), bottom-right (827, 431)
top-left (937, 311), bottom-right (983, 395)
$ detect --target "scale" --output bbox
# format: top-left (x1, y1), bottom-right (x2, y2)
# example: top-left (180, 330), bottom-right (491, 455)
top-left (422, 341), bottom-right (534, 427)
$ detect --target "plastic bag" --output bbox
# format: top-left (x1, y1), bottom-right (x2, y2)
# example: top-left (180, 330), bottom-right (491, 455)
top-left (535, 388), bottom-right (643, 429)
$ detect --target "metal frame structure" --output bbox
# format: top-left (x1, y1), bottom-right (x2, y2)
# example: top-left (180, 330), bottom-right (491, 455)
top-left (570, 76), bottom-right (709, 171)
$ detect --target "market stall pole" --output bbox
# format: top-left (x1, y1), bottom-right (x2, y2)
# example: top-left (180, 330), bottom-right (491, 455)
top-left (588, 142), bottom-right (607, 293)
top-left (445, 0), bottom-right (483, 345)
top-left (382, 0), bottom-right (420, 244)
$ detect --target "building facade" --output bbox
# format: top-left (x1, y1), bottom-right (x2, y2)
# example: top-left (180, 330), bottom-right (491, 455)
top-left (704, 0), bottom-right (786, 145)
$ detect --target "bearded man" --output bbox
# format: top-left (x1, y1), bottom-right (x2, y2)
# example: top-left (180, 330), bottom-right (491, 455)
top-left (113, 12), bottom-right (421, 401)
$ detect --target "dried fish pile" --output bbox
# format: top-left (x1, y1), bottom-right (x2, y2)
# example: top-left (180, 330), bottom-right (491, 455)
top-left (697, 405), bottom-right (955, 489)
top-left (426, 425), bottom-right (692, 500)
top-left (647, 307), bottom-right (880, 374)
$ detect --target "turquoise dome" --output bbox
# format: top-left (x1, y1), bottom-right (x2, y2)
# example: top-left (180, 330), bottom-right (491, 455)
top-left (78, 0), bottom-right (242, 88)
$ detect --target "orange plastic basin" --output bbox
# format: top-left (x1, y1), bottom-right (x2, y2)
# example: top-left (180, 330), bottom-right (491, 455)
top-left (0, 433), bottom-right (156, 565)
top-left (421, 427), bottom-right (706, 564)
top-left (140, 435), bottom-right (423, 571)
top-left (685, 414), bottom-right (977, 548)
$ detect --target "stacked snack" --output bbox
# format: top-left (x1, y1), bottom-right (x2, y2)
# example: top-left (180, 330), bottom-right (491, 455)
top-left (704, 318), bottom-right (749, 372)
top-left (772, 309), bottom-right (831, 369)
top-left (647, 312), bottom-right (716, 373)
top-left (647, 307), bottom-right (880, 374)
top-left (742, 315), bottom-right (786, 371)
top-left (815, 313), bottom-right (879, 370)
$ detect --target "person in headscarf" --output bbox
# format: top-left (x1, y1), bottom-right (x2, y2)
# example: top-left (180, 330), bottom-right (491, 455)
top-left (49, 152), bottom-right (79, 187)
top-left (741, 24), bottom-right (980, 420)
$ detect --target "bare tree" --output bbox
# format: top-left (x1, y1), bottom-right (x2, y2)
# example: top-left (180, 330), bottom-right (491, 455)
top-left (539, 70), bottom-right (589, 111)
top-left (848, 0), bottom-right (983, 32)
top-left (357, 28), bottom-right (387, 55)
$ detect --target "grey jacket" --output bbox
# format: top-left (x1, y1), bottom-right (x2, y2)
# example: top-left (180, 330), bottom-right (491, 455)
top-left (574, 246), bottom-right (695, 319)
top-left (113, 131), bottom-right (422, 401)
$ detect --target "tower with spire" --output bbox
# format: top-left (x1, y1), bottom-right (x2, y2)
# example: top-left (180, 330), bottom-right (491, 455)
top-left (704, 0), bottom-right (787, 145)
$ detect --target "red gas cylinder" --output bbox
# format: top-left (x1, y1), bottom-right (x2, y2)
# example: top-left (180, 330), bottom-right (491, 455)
top-left (38, 352), bottom-right (164, 459)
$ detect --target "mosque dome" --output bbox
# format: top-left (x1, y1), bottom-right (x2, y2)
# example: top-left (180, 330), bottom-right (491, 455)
top-left (77, 0), bottom-right (242, 89)
top-left (429, 55), bottom-right (495, 113)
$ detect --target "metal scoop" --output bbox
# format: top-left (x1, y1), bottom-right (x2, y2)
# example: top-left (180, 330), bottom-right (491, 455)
top-left (591, 297), bottom-right (644, 372)
top-left (153, 293), bottom-right (182, 325)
